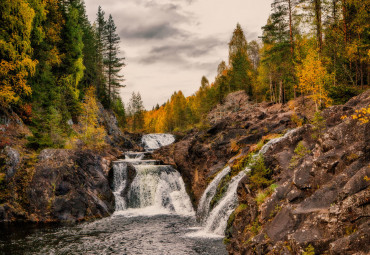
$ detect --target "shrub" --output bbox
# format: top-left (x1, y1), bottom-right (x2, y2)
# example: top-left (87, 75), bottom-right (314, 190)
top-left (255, 183), bottom-right (278, 205)
top-left (311, 111), bottom-right (326, 139)
top-left (290, 141), bottom-right (311, 168)
top-left (248, 154), bottom-right (273, 190)
top-left (302, 244), bottom-right (315, 255)
top-left (291, 113), bottom-right (304, 127)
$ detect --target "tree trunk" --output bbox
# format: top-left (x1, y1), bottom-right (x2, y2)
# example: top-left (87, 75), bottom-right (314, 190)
top-left (279, 80), bottom-right (283, 104)
top-left (314, 0), bottom-right (323, 53)
top-left (288, 0), bottom-right (294, 55)
top-left (342, 0), bottom-right (348, 45)
top-left (269, 72), bottom-right (274, 102)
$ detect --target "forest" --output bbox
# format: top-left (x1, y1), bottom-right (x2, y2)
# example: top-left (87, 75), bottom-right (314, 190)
top-left (0, 0), bottom-right (125, 149)
top-left (0, 0), bottom-right (369, 144)
top-left (126, 0), bottom-right (369, 133)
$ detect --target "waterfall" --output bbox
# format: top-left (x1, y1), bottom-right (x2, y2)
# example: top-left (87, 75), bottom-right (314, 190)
top-left (142, 134), bottom-right (175, 151)
top-left (192, 129), bottom-right (298, 237)
top-left (202, 171), bottom-right (246, 235)
top-left (112, 162), bottom-right (129, 211)
top-left (197, 166), bottom-right (232, 222)
top-left (111, 134), bottom-right (194, 216)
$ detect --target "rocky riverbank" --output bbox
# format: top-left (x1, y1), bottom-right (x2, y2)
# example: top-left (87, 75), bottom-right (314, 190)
top-left (0, 106), bottom-right (141, 223)
top-left (153, 90), bottom-right (370, 254)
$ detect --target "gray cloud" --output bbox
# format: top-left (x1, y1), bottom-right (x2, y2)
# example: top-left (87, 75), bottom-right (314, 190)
top-left (138, 37), bottom-right (225, 65)
top-left (84, 0), bottom-right (272, 108)
top-left (120, 22), bottom-right (186, 40)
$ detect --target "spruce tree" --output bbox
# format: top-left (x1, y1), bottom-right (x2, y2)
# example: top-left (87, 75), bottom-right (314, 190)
top-left (104, 14), bottom-right (125, 107)
top-left (228, 24), bottom-right (253, 96)
top-left (95, 6), bottom-right (108, 104)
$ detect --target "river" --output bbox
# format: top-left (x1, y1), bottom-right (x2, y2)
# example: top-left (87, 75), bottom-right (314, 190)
top-left (0, 213), bottom-right (226, 255)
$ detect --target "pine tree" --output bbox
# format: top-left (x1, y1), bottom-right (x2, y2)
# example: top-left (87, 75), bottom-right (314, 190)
top-left (60, 0), bottom-right (85, 122)
top-left (128, 92), bottom-right (144, 131)
top-left (228, 24), bottom-right (253, 96)
top-left (95, 6), bottom-right (108, 103)
top-left (261, 4), bottom-right (296, 103)
top-left (104, 14), bottom-right (125, 107)
top-left (27, 0), bottom-right (67, 149)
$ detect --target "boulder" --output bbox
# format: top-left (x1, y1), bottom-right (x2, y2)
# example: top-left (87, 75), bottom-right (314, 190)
top-left (2, 146), bottom-right (20, 179)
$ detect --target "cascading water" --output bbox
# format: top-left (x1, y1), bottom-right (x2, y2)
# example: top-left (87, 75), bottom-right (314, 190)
top-left (201, 171), bottom-right (247, 235)
top-left (197, 166), bottom-right (232, 222)
top-left (141, 133), bottom-right (175, 151)
top-left (112, 133), bottom-right (194, 216)
top-left (192, 129), bottom-right (298, 237)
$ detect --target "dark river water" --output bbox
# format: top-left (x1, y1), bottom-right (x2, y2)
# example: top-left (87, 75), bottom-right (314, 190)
top-left (0, 214), bottom-right (227, 255)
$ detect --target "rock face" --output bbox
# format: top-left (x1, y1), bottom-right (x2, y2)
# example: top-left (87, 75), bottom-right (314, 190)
top-left (2, 146), bottom-right (21, 179)
top-left (0, 103), bottom-right (138, 224)
top-left (97, 102), bottom-right (143, 151)
top-left (154, 90), bottom-right (370, 254)
top-left (225, 90), bottom-right (370, 254)
top-left (0, 149), bottom-right (116, 223)
top-left (153, 91), bottom-right (298, 205)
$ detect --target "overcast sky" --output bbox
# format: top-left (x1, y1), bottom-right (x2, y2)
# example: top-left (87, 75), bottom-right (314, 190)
top-left (84, 0), bottom-right (273, 109)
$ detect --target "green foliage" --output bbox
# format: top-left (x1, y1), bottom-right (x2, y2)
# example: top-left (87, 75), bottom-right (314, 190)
top-left (225, 203), bottom-right (248, 238)
top-left (328, 85), bottom-right (363, 105)
top-left (249, 154), bottom-right (273, 190)
top-left (311, 111), bottom-right (326, 139)
top-left (255, 183), bottom-right (278, 205)
top-left (210, 165), bottom-right (246, 210)
top-left (127, 92), bottom-right (145, 131)
top-left (104, 14), bottom-right (125, 106)
top-left (111, 97), bottom-right (126, 128)
top-left (290, 141), bottom-right (311, 168)
top-left (250, 218), bottom-right (261, 236)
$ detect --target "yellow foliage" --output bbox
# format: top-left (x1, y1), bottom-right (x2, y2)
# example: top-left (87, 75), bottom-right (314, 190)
top-left (351, 105), bottom-right (370, 124)
top-left (0, 0), bottom-right (37, 108)
top-left (75, 87), bottom-right (106, 149)
top-left (341, 105), bottom-right (370, 125)
top-left (296, 48), bottom-right (332, 111)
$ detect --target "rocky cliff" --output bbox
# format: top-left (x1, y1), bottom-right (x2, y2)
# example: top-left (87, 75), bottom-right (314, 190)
top-left (0, 107), bottom-right (140, 223)
top-left (153, 90), bottom-right (370, 254)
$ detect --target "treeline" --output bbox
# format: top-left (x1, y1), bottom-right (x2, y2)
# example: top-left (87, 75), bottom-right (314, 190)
top-left (0, 0), bottom-right (126, 148)
top-left (136, 0), bottom-right (369, 133)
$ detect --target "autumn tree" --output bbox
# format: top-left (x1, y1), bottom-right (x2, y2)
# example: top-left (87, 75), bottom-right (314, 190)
top-left (77, 87), bottom-right (106, 149)
top-left (0, 0), bottom-right (37, 108)
top-left (296, 47), bottom-right (332, 111)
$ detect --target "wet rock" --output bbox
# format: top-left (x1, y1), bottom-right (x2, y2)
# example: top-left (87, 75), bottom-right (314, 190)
top-left (2, 146), bottom-right (20, 179)
top-left (27, 149), bottom-right (115, 223)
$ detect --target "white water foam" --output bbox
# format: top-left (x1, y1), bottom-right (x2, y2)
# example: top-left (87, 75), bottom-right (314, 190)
top-left (142, 134), bottom-right (176, 151)
top-left (193, 128), bottom-right (298, 237)
top-left (189, 170), bottom-right (246, 237)
top-left (197, 166), bottom-right (231, 222)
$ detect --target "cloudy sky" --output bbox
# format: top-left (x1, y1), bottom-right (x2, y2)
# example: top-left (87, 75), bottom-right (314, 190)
top-left (84, 0), bottom-right (273, 109)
